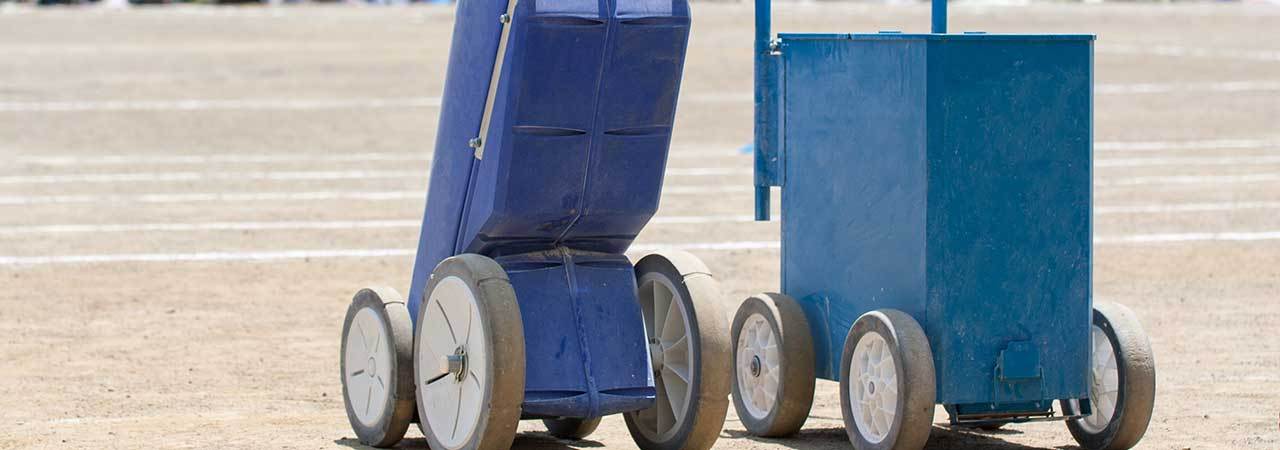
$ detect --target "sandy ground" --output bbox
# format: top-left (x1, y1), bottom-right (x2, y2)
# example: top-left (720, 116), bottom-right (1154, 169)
top-left (1, 2), bottom-right (1278, 449)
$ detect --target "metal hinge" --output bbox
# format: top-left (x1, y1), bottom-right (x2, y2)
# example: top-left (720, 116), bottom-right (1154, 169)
top-left (768, 39), bottom-right (782, 56)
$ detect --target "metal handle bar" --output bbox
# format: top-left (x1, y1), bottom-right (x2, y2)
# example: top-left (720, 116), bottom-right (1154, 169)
top-left (754, 0), bottom-right (948, 49)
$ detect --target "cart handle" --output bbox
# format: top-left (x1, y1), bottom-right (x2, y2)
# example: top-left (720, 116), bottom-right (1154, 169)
top-left (751, 0), bottom-right (947, 221)
top-left (753, 0), bottom-right (949, 61)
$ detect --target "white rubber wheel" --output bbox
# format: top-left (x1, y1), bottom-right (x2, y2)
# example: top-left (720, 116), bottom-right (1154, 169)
top-left (340, 286), bottom-right (416, 448)
top-left (542, 417), bottom-right (602, 440)
top-left (839, 309), bottom-right (935, 450)
top-left (414, 254), bottom-right (525, 450)
top-left (1065, 302), bottom-right (1155, 450)
top-left (624, 251), bottom-right (731, 450)
top-left (731, 293), bottom-right (815, 437)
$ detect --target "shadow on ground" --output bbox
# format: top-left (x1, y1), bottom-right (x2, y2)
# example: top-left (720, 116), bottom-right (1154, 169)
top-left (336, 432), bottom-right (606, 450)
top-left (335, 424), bottom-right (1080, 450)
top-left (722, 425), bottom-right (1082, 450)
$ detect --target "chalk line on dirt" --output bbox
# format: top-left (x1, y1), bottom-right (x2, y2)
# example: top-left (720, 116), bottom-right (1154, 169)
top-left (1096, 172), bottom-right (1280, 186)
top-left (1101, 44), bottom-right (1280, 62)
top-left (0, 186), bottom-right (755, 205)
top-left (4, 172), bottom-right (1279, 205)
top-left (3, 137), bottom-right (1276, 170)
top-left (1094, 80), bottom-right (1280, 94)
top-left (4, 153), bottom-right (1280, 186)
top-left (3, 148), bottom-right (741, 167)
top-left (5, 231), bottom-right (1280, 266)
top-left (1096, 155), bottom-right (1280, 167)
top-left (1094, 138), bottom-right (1280, 152)
top-left (0, 215), bottom-right (760, 235)
top-left (5, 202), bottom-right (1280, 235)
top-left (1094, 231), bottom-right (1280, 243)
top-left (0, 167), bottom-right (749, 184)
top-left (0, 97), bottom-right (442, 112)
top-left (2, 79), bottom-right (1275, 113)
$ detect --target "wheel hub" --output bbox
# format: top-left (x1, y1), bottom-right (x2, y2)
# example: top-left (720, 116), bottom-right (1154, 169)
top-left (750, 355), bottom-right (762, 377)
top-left (446, 347), bottom-right (467, 382)
top-left (367, 357), bottom-right (377, 378)
top-left (649, 338), bottom-right (665, 372)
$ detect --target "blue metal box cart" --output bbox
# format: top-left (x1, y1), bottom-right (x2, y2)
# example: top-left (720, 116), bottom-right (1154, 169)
top-left (338, 1), bottom-right (732, 449)
top-left (728, 1), bottom-right (1157, 449)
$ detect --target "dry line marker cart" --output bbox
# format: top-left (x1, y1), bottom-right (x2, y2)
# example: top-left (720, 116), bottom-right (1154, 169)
top-left (731, 1), bottom-right (1157, 449)
top-left (338, 1), bottom-right (731, 449)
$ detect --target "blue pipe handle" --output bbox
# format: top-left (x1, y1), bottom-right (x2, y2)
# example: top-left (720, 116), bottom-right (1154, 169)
top-left (752, 0), bottom-right (777, 221)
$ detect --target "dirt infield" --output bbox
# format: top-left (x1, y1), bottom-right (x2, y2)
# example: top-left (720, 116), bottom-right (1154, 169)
top-left (1, 2), bottom-right (1278, 449)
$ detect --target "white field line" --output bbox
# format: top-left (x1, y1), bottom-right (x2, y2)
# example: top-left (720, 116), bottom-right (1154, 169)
top-left (0, 169), bottom-right (422, 184)
top-left (1094, 80), bottom-right (1280, 94)
top-left (6, 137), bottom-right (1278, 169)
top-left (0, 190), bottom-right (423, 205)
top-left (1, 78), bottom-right (1276, 113)
top-left (11, 152), bottom-right (430, 166)
top-left (0, 186), bottom-right (755, 206)
top-left (6, 231), bottom-right (1280, 266)
top-left (1095, 138), bottom-right (1280, 152)
top-left (4, 148), bottom-right (742, 167)
top-left (1093, 231), bottom-right (1280, 244)
top-left (0, 42), bottom-right (425, 55)
top-left (1096, 155), bottom-right (1280, 168)
top-left (5, 152), bottom-right (1280, 186)
top-left (0, 97), bottom-right (442, 113)
top-left (3, 168), bottom-right (1280, 204)
top-left (6, 201), bottom-right (1280, 236)
top-left (1102, 44), bottom-right (1280, 63)
top-left (1094, 201), bottom-right (1280, 214)
top-left (0, 93), bottom-right (802, 112)
top-left (4, 171), bottom-right (1280, 205)
top-left (0, 215), bottom-right (759, 235)
top-left (0, 219), bottom-right (421, 235)
top-left (1096, 172), bottom-right (1280, 187)
top-left (0, 167), bottom-right (749, 185)
top-left (0, 243), bottom-right (787, 266)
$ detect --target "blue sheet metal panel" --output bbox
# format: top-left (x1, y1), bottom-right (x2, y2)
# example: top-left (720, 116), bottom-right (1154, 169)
top-left (778, 35), bottom-right (1093, 407)
top-left (924, 37), bottom-right (1093, 405)
top-left (779, 37), bottom-right (931, 381)
top-left (407, 0), bottom-right (509, 323)
top-left (498, 250), bottom-right (655, 418)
